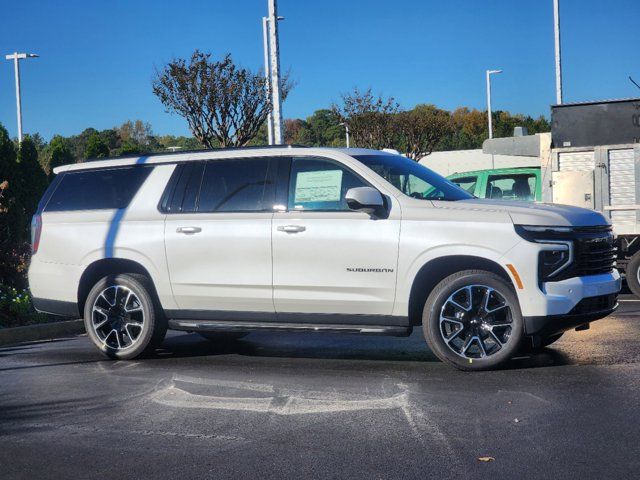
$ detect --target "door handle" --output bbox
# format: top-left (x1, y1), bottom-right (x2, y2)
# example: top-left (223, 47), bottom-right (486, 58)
top-left (176, 226), bottom-right (202, 234)
top-left (277, 225), bottom-right (306, 233)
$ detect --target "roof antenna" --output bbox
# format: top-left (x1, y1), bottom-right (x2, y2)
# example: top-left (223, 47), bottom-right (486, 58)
top-left (630, 76), bottom-right (640, 91)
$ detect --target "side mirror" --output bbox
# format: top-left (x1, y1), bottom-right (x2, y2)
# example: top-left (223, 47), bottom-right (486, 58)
top-left (345, 187), bottom-right (386, 216)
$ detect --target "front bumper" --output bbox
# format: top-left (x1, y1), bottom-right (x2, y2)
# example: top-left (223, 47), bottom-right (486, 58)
top-left (524, 293), bottom-right (618, 337)
top-left (540, 270), bottom-right (621, 316)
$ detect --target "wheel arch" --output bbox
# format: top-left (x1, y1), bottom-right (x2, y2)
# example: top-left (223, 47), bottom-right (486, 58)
top-left (407, 255), bottom-right (515, 326)
top-left (78, 258), bottom-right (161, 317)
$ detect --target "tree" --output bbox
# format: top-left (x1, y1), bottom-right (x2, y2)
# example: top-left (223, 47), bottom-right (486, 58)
top-left (152, 50), bottom-right (293, 148)
top-left (396, 105), bottom-right (453, 160)
top-left (14, 136), bottom-right (47, 241)
top-left (333, 88), bottom-right (400, 149)
top-left (118, 120), bottom-right (153, 146)
top-left (42, 135), bottom-right (74, 175)
top-left (85, 133), bottom-right (110, 159)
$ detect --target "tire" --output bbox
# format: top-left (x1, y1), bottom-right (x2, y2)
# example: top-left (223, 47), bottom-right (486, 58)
top-left (422, 270), bottom-right (524, 371)
top-left (84, 274), bottom-right (167, 359)
top-left (625, 253), bottom-right (640, 297)
top-left (198, 332), bottom-right (248, 342)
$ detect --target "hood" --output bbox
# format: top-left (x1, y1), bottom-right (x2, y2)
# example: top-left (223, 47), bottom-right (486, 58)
top-left (437, 199), bottom-right (609, 227)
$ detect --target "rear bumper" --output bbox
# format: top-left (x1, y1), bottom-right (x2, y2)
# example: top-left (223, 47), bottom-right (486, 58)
top-left (524, 293), bottom-right (618, 337)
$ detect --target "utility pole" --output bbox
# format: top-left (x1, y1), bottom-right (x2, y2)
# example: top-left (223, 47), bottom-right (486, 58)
top-left (5, 52), bottom-right (39, 142)
top-left (553, 0), bottom-right (563, 104)
top-left (486, 69), bottom-right (502, 139)
top-left (262, 17), bottom-right (274, 145)
top-left (267, 0), bottom-right (283, 144)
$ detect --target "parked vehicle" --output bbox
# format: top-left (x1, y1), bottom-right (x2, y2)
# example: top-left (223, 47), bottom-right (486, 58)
top-left (447, 167), bottom-right (542, 201)
top-left (28, 147), bottom-right (620, 370)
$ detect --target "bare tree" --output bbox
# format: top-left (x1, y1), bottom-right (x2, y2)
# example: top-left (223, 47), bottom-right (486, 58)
top-left (333, 88), bottom-right (400, 149)
top-left (153, 51), bottom-right (293, 148)
top-left (396, 105), bottom-right (453, 160)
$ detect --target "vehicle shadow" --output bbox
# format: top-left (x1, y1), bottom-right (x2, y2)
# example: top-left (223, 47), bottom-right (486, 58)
top-left (154, 331), bottom-right (575, 370)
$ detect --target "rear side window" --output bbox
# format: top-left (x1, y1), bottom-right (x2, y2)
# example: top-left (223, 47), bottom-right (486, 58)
top-left (486, 173), bottom-right (536, 201)
top-left (198, 158), bottom-right (273, 212)
top-left (45, 167), bottom-right (152, 212)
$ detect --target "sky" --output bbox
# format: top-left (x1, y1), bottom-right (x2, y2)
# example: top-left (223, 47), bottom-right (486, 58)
top-left (0, 0), bottom-right (639, 140)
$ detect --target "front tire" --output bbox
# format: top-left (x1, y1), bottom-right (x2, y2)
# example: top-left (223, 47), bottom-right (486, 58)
top-left (625, 253), bottom-right (640, 297)
top-left (84, 274), bottom-right (167, 359)
top-left (423, 270), bottom-right (524, 371)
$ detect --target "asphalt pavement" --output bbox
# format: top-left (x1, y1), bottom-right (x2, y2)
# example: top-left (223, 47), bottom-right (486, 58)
top-left (2, 296), bottom-right (640, 479)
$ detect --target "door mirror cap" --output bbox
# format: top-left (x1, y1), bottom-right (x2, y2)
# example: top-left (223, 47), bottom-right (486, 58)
top-left (345, 187), bottom-right (386, 216)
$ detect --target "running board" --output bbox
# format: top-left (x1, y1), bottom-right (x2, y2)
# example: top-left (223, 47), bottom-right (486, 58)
top-left (168, 319), bottom-right (411, 337)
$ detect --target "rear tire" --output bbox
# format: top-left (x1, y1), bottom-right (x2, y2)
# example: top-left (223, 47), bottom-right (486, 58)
top-left (84, 274), bottom-right (167, 359)
top-left (625, 253), bottom-right (640, 297)
top-left (423, 270), bottom-right (524, 371)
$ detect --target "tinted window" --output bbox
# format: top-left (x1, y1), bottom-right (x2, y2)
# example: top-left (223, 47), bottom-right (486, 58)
top-left (486, 173), bottom-right (536, 201)
top-left (45, 167), bottom-right (152, 212)
top-left (165, 162), bottom-right (204, 213)
top-left (198, 158), bottom-right (273, 212)
top-left (288, 157), bottom-right (368, 211)
top-left (450, 176), bottom-right (478, 194)
top-left (353, 154), bottom-right (472, 201)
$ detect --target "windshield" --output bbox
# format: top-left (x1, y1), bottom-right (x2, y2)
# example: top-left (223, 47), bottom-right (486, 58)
top-left (353, 154), bottom-right (474, 201)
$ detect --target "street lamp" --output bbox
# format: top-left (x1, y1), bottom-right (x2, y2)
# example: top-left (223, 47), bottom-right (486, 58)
top-left (553, 0), bottom-right (563, 104)
top-left (486, 69), bottom-right (502, 139)
top-left (339, 122), bottom-right (350, 148)
top-left (5, 52), bottom-right (39, 143)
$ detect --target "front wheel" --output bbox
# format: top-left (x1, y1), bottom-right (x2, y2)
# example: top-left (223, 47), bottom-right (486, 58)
top-left (625, 253), bottom-right (640, 297)
top-left (423, 270), bottom-right (524, 371)
top-left (84, 274), bottom-right (167, 359)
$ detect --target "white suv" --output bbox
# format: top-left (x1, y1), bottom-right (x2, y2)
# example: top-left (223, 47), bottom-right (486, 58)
top-left (28, 147), bottom-right (621, 370)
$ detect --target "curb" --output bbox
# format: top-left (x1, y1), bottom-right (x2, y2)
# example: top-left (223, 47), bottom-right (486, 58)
top-left (0, 319), bottom-right (85, 347)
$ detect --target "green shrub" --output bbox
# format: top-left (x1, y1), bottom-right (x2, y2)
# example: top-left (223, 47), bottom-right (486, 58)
top-left (0, 284), bottom-right (50, 328)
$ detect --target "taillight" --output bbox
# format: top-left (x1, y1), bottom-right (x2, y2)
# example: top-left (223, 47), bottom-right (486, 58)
top-left (31, 214), bottom-right (42, 254)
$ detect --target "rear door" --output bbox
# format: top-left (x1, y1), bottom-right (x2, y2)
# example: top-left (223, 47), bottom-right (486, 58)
top-left (271, 156), bottom-right (402, 323)
top-left (163, 158), bottom-right (277, 318)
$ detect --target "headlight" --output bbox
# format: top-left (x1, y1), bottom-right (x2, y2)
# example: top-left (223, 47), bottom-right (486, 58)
top-left (514, 226), bottom-right (575, 282)
top-left (538, 242), bottom-right (573, 280)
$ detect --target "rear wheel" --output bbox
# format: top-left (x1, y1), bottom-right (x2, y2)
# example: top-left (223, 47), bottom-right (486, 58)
top-left (84, 274), bottom-right (167, 359)
top-left (423, 270), bottom-right (524, 371)
top-left (625, 253), bottom-right (640, 297)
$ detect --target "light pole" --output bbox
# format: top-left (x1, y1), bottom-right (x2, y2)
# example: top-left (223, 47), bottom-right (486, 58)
top-left (486, 69), bottom-right (502, 139)
top-left (553, 0), bottom-right (563, 104)
top-left (5, 52), bottom-right (39, 142)
top-left (267, 0), bottom-right (284, 144)
top-left (262, 17), bottom-right (274, 145)
top-left (339, 122), bottom-right (350, 148)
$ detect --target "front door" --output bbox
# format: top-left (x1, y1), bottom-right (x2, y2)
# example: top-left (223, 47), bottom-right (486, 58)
top-left (164, 158), bottom-right (276, 319)
top-left (272, 156), bottom-right (402, 324)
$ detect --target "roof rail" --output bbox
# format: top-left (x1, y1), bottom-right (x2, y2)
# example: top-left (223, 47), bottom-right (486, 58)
top-left (83, 143), bottom-right (309, 163)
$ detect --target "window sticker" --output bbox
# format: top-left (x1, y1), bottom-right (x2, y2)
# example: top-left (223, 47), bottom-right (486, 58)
top-left (294, 170), bottom-right (343, 205)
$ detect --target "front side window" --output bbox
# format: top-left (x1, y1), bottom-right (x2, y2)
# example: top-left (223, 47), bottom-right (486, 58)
top-left (450, 176), bottom-right (478, 194)
top-left (198, 158), bottom-right (273, 212)
top-left (288, 157), bottom-right (368, 211)
top-left (486, 173), bottom-right (536, 201)
top-left (45, 166), bottom-right (152, 212)
top-left (353, 153), bottom-right (472, 201)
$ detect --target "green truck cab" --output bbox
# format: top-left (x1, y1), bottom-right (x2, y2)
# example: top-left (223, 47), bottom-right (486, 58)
top-left (447, 167), bottom-right (542, 202)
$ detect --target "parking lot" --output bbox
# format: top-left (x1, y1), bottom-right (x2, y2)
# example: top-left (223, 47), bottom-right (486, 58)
top-left (2, 297), bottom-right (640, 480)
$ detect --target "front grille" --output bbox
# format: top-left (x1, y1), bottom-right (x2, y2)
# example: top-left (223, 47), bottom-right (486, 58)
top-left (568, 294), bottom-right (617, 315)
top-left (573, 232), bottom-right (616, 276)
